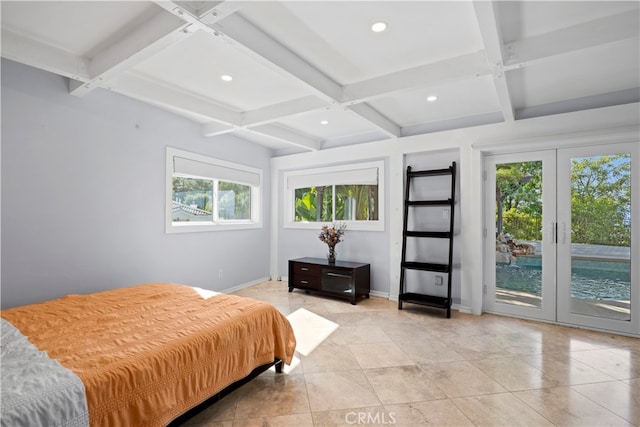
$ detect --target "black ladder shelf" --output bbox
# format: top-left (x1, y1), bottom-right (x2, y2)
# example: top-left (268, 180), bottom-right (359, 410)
top-left (398, 162), bottom-right (456, 318)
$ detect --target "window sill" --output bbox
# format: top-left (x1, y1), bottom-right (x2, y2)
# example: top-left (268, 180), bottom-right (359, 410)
top-left (167, 222), bottom-right (262, 233)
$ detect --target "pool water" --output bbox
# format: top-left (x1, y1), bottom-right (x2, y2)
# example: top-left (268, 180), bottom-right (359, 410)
top-left (496, 257), bottom-right (631, 301)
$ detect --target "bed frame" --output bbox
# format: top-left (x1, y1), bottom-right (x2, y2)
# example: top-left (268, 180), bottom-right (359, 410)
top-left (168, 358), bottom-right (283, 425)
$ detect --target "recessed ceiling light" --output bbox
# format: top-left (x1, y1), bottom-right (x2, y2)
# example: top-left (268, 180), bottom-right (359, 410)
top-left (320, 120), bottom-right (329, 125)
top-left (427, 95), bottom-right (438, 102)
top-left (371, 22), bottom-right (387, 33)
top-left (220, 74), bottom-right (233, 82)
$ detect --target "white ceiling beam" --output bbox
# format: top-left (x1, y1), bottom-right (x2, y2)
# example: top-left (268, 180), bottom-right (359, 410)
top-left (473, 0), bottom-right (515, 123)
top-left (347, 103), bottom-right (400, 139)
top-left (191, 1), bottom-right (226, 18)
top-left (250, 124), bottom-right (321, 151)
top-left (343, 51), bottom-right (491, 104)
top-left (243, 96), bottom-right (328, 127)
top-left (1, 29), bottom-right (90, 81)
top-left (503, 11), bottom-right (640, 70)
top-left (70, 10), bottom-right (188, 96)
top-left (202, 121), bottom-right (234, 137)
top-left (113, 72), bottom-right (242, 126)
top-left (213, 14), bottom-right (343, 103)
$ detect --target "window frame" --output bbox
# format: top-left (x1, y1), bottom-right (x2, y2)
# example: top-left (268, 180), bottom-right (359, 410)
top-left (166, 147), bottom-right (262, 233)
top-left (284, 160), bottom-right (385, 231)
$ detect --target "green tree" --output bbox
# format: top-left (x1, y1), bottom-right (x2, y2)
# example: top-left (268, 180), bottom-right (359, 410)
top-left (295, 186), bottom-right (332, 221)
top-left (571, 155), bottom-right (630, 246)
top-left (496, 161), bottom-right (542, 239)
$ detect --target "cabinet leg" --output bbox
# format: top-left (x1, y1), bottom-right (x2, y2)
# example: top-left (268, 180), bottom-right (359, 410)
top-left (398, 301), bottom-right (403, 310)
top-left (351, 300), bottom-right (356, 305)
top-left (288, 287), bottom-right (293, 292)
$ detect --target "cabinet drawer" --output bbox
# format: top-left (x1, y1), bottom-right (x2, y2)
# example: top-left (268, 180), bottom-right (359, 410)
top-left (291, 274), bottom-right (321, 290)
top-left (291, 262), bottom-right (322, 276)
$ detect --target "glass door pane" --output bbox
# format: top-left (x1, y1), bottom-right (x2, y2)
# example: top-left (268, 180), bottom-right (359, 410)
top-left (570, 154), bottom-right (631, 320)
top-left (495, 161), bottom-right (543, 308)
top-left (557, 143), bottom-right (638, 335)
top-left (484, 151), bottom-right (556, 322)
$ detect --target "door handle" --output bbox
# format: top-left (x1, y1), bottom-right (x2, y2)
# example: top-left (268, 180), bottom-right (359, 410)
top-left (326, 272), bottom-right (351, 279)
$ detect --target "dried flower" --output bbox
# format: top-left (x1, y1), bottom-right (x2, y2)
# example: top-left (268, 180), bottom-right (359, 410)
top-left (318, 222), bottom-right (347, 247)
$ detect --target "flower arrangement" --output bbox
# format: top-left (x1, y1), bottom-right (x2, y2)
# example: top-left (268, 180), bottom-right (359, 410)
top-left (319, 222), bottom-right (346, 263)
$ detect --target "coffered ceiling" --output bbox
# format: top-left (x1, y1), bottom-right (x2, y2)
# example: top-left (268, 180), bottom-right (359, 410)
top-left (2, 1), bottom-right (639, 155)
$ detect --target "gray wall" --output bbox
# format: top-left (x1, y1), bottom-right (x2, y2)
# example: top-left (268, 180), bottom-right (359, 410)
top-left (1, 59), bottom-right (272, 309)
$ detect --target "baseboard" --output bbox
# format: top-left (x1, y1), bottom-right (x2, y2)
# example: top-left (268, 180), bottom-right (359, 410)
top-left (369, 290), bottom-right (389, 299)
top-left (222, 277), bottom-right (270, 294)
top-left (453, 303), bottom-right (473, 314)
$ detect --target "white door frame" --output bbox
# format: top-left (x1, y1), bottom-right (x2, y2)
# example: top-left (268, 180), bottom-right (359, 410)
top-left (556, 142), bottom-right (639, 335)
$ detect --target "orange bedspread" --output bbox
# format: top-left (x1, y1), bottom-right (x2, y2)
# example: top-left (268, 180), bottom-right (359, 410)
top-left (1, 283), bottom-right (296, 426)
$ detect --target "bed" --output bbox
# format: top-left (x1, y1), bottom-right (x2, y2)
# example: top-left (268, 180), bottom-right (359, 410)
top-left (0, 282), bottom-right (296, 426)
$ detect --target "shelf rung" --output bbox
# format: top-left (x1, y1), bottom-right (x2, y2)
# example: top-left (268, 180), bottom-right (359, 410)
top-left (405, 231), bottom-right (451, 238)
top-left (401, 262), bottom-right (450, 273)
top-left (407, 199), bottom-right (452, 206)
top-left (398, 292), bottom-right (450, 308)
top-left (408, 168), bottom-right (452, 177)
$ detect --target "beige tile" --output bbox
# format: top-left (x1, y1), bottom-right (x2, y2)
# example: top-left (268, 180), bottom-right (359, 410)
top-left (233, 374), bottom-right (310, 419)
top-left (232, 413), bottom-right (313, 427)
top-left (348, 342), bottom-right (414, 369)
top-left (286, 308), bottom-right (339, 356)
top-left (300, 344), bottom-right (360, 373)
top-left (311, 406), bottom-right (388, 427)
top-left (304, 370), bottom-right (381, 412)
top-left (395, 338), bottom-right (464, 364)
top-left (439, 334), bottom-right (512, 360)
top-left (364, 365), bottom-right (446, 404)
top-left (571, 329), bottom-right (640, 351)
top-left (420, 361), bottom-right (507, 398)
top-left (384, 399), bottom-right (474, 426)
top-left (514, 387), bottom-right (632, 426)
top-left (569, 348), bottom-right (640, 380)
top-left (522, 352), bottom-right (615, 386)
top-left (471, 356), bottom-right (560, 391)
top-left (378, 321), bottom-right (435, 342)
top-left (535, 330), bottom-right (605, 353)
top-left (453, 393), bottom-right (554, 426)
top-left (327, 325), bottom-right (391, 345)
top-left (572, 380), bottom-right (640, 425)
top-left (327, 311), bottom-right (393, 327)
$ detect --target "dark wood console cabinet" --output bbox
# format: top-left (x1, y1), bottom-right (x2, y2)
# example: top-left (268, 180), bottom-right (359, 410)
top-left (288, 257), bottom-right (370, 305)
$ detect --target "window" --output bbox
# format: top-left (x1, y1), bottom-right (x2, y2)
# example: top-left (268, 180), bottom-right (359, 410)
top-left (166, 147), bottom-right (262, 233)
top-left (285, 161), bottom-right (384, 231)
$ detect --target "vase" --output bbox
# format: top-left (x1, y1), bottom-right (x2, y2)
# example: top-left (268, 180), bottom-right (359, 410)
top-left (327, 245), bottom-right (336, 264)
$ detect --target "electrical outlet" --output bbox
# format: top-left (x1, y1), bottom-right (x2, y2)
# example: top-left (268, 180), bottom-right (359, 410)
top-left (435, 275), bottom-right (444, 286)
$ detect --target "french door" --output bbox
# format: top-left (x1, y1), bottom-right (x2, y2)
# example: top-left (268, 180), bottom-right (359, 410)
top-left (484, 142), bottom-right (638, 336)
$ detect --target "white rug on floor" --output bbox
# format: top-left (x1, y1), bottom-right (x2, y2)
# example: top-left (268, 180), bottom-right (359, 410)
top-left (286, 308), bottom-right (339, 356)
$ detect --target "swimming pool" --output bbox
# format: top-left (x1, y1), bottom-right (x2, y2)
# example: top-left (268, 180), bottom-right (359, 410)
top-left (496, 256), bottom-right (631, 301)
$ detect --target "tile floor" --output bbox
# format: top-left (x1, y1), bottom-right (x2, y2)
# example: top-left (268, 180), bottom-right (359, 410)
top-left (182, 281), bottom-right (639, 426)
